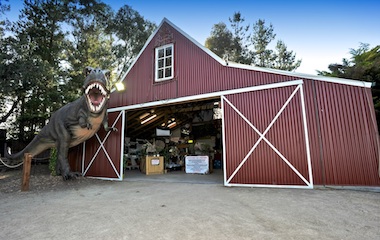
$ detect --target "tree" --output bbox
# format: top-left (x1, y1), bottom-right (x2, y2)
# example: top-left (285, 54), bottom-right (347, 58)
top-left (205, 22), bottom-right (234, 60)
top-left (228, 12), bottom-right (250, 64)
top-left (205, 13), bottom-right (301, 71)
top-left (109, 5), bottom-right (156, 81)
top-left (0, 1), bottom-right (155, 141)
top-left (251, 19), bottom-right (276, 67)
top-left (272, 40), bottom-right (301, 71)
top-left (0, 0), bottom-right (12, 124)
top-left (0, 36), bottom-right (23, 125)
top-left (205, 12), bottom-right (251, 64)
top-left (0, 0), bottom-right (9, 34)
top-left (0, 0), bottom-right (9, 17)
top-left (5, 0), bottom-right (70, 141)
top-left (62, 0), bottom-right (115, 103)
top-left (317, 43), bottom-right (380, 82)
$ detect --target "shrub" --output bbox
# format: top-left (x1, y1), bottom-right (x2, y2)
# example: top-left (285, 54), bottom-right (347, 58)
top-left (49, 147), bottom-right (57, 176)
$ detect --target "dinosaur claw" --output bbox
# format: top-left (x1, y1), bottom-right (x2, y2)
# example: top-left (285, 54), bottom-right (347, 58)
top-left (62, 171), bottom-right (82, 180)
top-left (105, 127), bottom-right (117, 132)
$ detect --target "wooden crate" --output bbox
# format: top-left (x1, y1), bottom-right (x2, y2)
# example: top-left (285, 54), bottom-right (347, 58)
top-left (141, 156), bottom-right (164, 175)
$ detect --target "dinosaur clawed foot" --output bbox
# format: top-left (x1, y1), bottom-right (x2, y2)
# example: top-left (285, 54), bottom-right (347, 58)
top-left (62, 171), bottom-right (82, 180)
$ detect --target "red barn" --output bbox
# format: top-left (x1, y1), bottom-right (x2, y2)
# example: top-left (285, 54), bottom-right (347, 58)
top-left (70, 18), bottom-right (380, 189)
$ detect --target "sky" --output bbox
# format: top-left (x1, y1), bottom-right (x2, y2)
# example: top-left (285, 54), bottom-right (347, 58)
top-left (4, 0), bottom-right (380, 75)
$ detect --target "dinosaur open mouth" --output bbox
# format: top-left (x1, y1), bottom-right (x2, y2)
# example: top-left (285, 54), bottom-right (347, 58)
top-left (85, 82), bottom-right (108, 113)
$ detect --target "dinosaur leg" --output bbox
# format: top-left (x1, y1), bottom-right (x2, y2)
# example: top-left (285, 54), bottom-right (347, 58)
top-left (57, 140), bottom-right (80, 180)
top-left (55, 159), bottom-right (61, 176)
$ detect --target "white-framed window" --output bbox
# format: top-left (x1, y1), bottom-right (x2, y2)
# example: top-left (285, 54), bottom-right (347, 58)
top-left (155, 43), bottom-right (174, 82)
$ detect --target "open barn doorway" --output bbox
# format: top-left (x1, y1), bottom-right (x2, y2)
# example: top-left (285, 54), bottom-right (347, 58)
top-left (122, 98), bottom-right (224, 184)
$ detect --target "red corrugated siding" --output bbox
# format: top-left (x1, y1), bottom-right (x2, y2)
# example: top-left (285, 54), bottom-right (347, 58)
top-left (68, 144), bottom-right (83, 172)
top-left (223, 81), bottom-right (380, 186)
top-left (108, 22), bottom-right (298, 108)
top-left (303, 80), bottom-right (324, 185)
top-left (313, 82), bottom-right (379, 185)
top-left (102, 21), bottom-right (379, 186)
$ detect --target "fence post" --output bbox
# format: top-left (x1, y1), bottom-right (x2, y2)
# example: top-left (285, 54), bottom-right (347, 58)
top-left (21, 153), bottom-right (32, 191)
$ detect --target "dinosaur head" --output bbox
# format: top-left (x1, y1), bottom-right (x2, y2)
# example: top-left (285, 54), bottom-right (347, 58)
top-left (83, 67), bottom-right (110, 114)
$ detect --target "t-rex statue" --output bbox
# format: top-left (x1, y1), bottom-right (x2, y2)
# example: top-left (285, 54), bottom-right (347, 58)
top-left (5, 67), bottom-right (117, 180)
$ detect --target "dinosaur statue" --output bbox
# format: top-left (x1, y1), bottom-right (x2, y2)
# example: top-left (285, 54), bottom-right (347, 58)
top-left (5, 67), bottom-right (117, 180)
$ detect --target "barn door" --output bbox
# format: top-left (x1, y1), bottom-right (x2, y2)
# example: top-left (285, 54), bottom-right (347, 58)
top-left (82, 110), bottom-right (125, 180)
top-left (221, 81), bottom-right (313, 188)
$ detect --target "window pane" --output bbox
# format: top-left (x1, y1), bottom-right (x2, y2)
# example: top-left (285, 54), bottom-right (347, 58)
top-left (158, 69), bottom-right (163, 79)
top-left (158, 59), bottom-right (164, 68)
top-left (165, 67), bottom-right (172, 77)
top-left (158, 49), bottom-right (164, 58)
top-left (165, 57), bottom-right (172, 67)
top-left (165, 47), bottom-right (172, 56)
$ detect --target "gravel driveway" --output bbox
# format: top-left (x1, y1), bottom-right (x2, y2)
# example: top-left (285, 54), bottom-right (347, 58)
top-left (0, 165), bottom-right (379, 239)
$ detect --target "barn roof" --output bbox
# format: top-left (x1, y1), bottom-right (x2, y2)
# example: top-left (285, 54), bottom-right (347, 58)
top-left (119, 18), bottom-right (371, 89)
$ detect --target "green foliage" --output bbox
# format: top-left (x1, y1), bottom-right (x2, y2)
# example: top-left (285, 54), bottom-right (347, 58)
top-left (251, 19), bottom-right (276, 67)
top-left (317, 43), bottom-right (380, 85)
top-left (272, 40), bottom-right (301, 71)
top-left (228, 12), bottom-right (251, 64)
top-left (0, 0), bottom-right (10, 34)
top-left (205, 12), bottom-right (301, 71)
top-left (205, 22), bottom-right (234, 59)
top-left (49, 147), bottom-right (57, 176)
top-left (110, 5), bottom-right (156, 80)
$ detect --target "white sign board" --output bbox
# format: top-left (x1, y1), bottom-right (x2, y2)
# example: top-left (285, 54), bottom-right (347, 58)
top-left (151, 158), bottom-right (160, 166)
top-left (156, 128), bottom-right (171, 136)
top-left (185, 156), bottom-right (209, 174)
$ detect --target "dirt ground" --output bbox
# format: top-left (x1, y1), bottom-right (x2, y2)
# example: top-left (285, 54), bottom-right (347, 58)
top-left (0, 164), bottom-right (379, 240)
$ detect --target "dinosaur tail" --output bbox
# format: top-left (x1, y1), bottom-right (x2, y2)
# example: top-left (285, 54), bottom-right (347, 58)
top-left (5, 135), bottom-right (54, 162)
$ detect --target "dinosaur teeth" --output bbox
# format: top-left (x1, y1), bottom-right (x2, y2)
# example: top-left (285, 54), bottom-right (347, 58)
top-left (85, 83), bottom-right (107, 97)
top-left (85, 82), bottom-right (108, 113)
